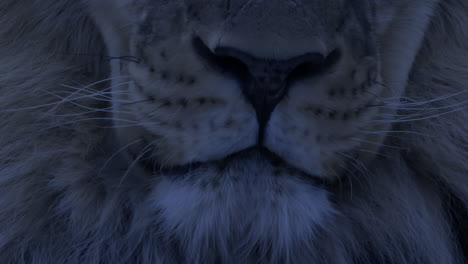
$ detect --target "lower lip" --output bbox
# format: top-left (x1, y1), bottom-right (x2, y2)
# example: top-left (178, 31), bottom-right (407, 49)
top-left (137, 146), bottom-right (325, 186)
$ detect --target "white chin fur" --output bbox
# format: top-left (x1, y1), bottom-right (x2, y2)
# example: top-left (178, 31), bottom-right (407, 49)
top-left (148, 156), bottom-right (335, 262)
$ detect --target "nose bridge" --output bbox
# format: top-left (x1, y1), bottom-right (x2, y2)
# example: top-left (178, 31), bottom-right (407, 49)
top-left (218, 0), bottom-right (328, 59)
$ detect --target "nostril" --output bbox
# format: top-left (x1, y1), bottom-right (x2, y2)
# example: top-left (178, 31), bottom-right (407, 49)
top-left (213, 54), bottom-right (251, 82)
top-left (288, 48), bottom-right (342, 82)
top-left (324, 48), bottom-right (342, 69)
top-left (192, 37), bottom-right (250, 81)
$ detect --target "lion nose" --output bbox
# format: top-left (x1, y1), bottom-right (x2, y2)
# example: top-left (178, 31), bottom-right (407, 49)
top-left (192, 37), bottom-right (341, 141)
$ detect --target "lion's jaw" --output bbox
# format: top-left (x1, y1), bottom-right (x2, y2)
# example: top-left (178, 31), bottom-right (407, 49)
top-left (88, 0), bottom-right (442, 261)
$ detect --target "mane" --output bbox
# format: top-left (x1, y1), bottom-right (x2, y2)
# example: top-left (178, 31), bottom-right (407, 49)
top-left (401, 0), bottom-right (468, 255)
top-left (0, 0), bottom-right (467, 263)
top-left (402, 0), bottom-right (468, 204)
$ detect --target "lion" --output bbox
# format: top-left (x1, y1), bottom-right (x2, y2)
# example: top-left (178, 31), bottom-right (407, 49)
top-left (0, 0), bottom-right (467, 263)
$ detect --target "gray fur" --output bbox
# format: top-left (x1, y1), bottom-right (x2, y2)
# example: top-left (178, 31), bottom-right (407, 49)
top-left (0, 0), bottom-right (467, 263)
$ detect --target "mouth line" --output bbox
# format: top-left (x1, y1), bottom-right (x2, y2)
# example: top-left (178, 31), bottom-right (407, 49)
top-left (137, 146), bottom-right (325, 186)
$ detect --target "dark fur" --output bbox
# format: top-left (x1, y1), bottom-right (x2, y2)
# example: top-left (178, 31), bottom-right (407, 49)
top-left (0, 0), bottom-right (467, 263)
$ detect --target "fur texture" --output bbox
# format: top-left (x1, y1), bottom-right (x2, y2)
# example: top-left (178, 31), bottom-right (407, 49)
top-left (0, 0), bottom-right (467, 263)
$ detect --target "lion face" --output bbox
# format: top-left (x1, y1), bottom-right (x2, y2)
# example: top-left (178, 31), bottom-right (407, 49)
top-left (90, 0), bottom-right (438, 180)
top-left (3, 0), bottom-right (467, 262)
top-left (87, 0), bottom-right (442, 259)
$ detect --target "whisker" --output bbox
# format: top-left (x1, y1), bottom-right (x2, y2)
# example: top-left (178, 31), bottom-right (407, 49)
top-left (58, 81), bottom-right (134, 100)
top-left (56, 75), bottom-right (131, 102)
top-left (359, 130), bottom-right (432, 137)
top-left (374, 99), bottom-right (468, 111)
top-left (351, 138), bottom-right (405, 150)
top-left (60, 82), bottom-right (123, 94)
top-left (374, 88), bottom-right (468, 107)
top-left (66, 53), bottom-right (141, 64)
top-left (353, 148), bottom-right (391, 159)
top-left (336, 163), bottom-right (356, 198)
top-left (42, 108), bottom-right (133, 117)
top-left (56, 76), bottom-right (131, 101)
top-left (376, 112), bottom-right (428, 119)
top-left (121, 99), bottom-right (155, 106)
top-left (337, 152), bottom-right (372, 176)
top-left (52, 88), bottom-right (131, 100)
top-left (0, 82), bottom-right (133, 112)
top-left (373, 105), bottom-right (468, 123)
top-left (373, 81), bottom-right (393, 93)
top-left (326, 165), bottom-right (344, 195)
top-left (98, 138), bottom-right (143, 178)
top-left (38, 89), bottom-right (132, 115)
top-left (158, 154), bottom-right (178, 175)
top-left (117, 144), bottom-right (156, 189)
top-left (100, 122), bottom-right (162, 129)
top-left (34, 117), bottom-right (158, 133)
